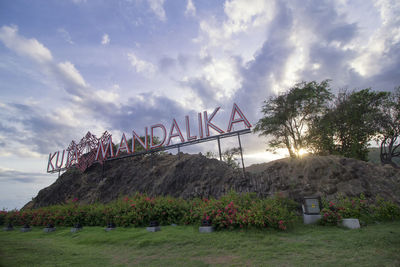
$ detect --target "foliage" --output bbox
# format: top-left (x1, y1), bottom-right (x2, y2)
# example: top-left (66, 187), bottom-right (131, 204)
top-left (308, 89), bottom-right (388, 161)
top-left (319, 201), bottom-right (342, 225)
top-left (222, 147), bottom-right (241, 169)
top-left (183, 191), bottom-right (297, 230)
top-left (374, 196), bottom-right (400, 221)
top-left (254, 80), bottom-right (332, 158)
top-left (205, 148), bottom-right (242, 169)
top-left (377, 86), bottom-right (400, 168)
top-left (320, 194), bottom-right (400, 226)
top-left (3, 192), bottom-right (297, 231)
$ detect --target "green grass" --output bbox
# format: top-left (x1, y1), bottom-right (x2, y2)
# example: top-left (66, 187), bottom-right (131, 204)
top-left (1, 221), bottom-right (400, 266)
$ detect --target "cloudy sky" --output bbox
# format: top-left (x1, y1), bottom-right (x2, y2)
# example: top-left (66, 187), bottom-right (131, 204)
top-left (0, 0), bottom-right (399, 209)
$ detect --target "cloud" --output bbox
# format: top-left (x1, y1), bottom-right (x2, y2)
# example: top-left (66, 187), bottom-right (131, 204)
top-left (0, 25), bottom-right (89, 100)
top-left (185, 0), bottom-right (196, 17)
top-left (0, 168), bottom-right (50, 183)
top-left (147, 0), bottom-right (166, 21)
top-left (101, 33), bottom-right (110, 45)
top-left (57, 28), bottom-right (74, 44)
top-left (127, 52), bottom-right (156, 76)
top-left (0, 25), bottom-right (53, 64)
top-left (57, 61), bottom-right (88, 89)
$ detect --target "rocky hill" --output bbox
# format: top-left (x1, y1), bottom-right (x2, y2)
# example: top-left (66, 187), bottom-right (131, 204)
top-left (24, 153), bottom-right (400, 209)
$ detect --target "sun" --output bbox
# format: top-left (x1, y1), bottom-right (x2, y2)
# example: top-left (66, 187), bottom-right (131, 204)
top-left (297, 148), bottom-right (308, 157)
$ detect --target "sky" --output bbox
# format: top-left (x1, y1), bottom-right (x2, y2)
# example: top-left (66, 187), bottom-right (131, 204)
top-left (0, 0), bottom-right (399, 210)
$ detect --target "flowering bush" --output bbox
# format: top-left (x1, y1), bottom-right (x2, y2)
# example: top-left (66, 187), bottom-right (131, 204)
top-left (183, 191), bottom-right (297, 230)
top-left (373, 196), bottom-right (400, 221)
top-left (320, 201), bottom-right (342, 225)
top-left (4, 191), bottom-right (297, 231)
top-left (320, 194), bottom-right (400, 226)
top-left (0, 210), bottom-right (7, 225)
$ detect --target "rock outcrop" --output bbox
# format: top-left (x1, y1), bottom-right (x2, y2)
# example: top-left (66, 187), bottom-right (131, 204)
top-left (24, 154), bottom-right (400, 209)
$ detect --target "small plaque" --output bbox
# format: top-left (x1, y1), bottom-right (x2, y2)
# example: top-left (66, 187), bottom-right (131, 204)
top-left (303, 197), bottom-right (320, 214)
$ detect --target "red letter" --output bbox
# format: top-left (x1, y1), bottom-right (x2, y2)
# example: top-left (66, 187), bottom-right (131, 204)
top-left (198, 112), bottom-right (203, 139)
top-left (167, 119), bottom-right (185, 145)
top-left (47, 152), bottom-right (57, 172)
top-left (227, 103), bottom-right (252, 132)
top-left (132, 127), bottom-right (148, 152)
top-left (55, 150), bottom-right (65, 169)
top-left (116, 133), bottom-right (130, 156)
top-left (150, 124), bottom-right (166, 148)
top-left (204, 107), bottom-right (225, 137)
top-left (95, 136), bottom-right (114, 161)
top-left (185, 115), bottom-right (197, 141)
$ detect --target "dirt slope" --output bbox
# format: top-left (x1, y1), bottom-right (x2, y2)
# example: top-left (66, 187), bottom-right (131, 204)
top-left (24, 154), bottom-right (400, 209)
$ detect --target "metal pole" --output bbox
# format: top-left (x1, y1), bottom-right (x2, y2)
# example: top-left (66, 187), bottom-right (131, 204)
top-left (237, 133), bottom-right (245, 177)
top-left (178, 145), bottom-right (180, 160)
top-left (58, 170), bottom-right (60, 178)
top-left (217, 136), bottom-right (222, 161)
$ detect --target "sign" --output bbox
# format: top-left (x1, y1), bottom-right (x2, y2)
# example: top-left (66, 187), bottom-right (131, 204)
top-left (47, 103), bottom-right (252, 173)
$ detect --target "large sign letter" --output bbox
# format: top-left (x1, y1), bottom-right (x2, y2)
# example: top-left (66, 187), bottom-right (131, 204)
top-left (95, 136), bottom-right (114, 161)
top-left (227, 103), bottom-right (252, 132)
top-left (132, 127), bottom-right (148, 152)
top-left (167, 119), bottom-right (185, 145)
top-left (204, 107), bottom-right (225, 137)
top-left (150, 124), bottom-right (166, 148)
top-left (116, 133), bottom-right (130, 156)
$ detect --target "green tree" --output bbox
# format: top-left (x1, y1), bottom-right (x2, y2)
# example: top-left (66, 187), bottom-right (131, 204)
top-left (377, 87), bottom-right (400, 168)
top-left (222, 147), bottom-right (241, 169)
top-left (254, 80), bottom-right (332, 157)
top-left (308, 89), bottom-right (388, 161)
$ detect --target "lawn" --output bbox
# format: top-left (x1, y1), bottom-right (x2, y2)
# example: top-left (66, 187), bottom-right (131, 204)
top-left (1, 221), bottom-right (399, 266)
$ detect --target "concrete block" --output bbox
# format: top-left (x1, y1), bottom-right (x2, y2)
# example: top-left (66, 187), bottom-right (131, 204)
top-left (146, 226), bottom-right (161, 232)
top-left (3, 227), bottom-right (14, 231)
top-left (71, 227), bottom-right (82, 233)
top-left (20, 227), bottom-right (31, 232)
top-left (341, 218), bottom-right (360, 229)
top-left (43, 227), bottom-right (56, 233)
top-left (105, 227), bottom-right (116, 232)
top-left (199, 226), bottom-right (214, 233)
top-left (303, 214), bottom-right (321, 224)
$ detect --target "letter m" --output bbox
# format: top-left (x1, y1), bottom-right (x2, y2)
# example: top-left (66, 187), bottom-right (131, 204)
top-left (95, 136), bottom-right (114, 161)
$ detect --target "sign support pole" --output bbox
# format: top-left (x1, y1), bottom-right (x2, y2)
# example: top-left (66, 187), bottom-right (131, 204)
top-left (178, 145), bottom-right (181, 160)
top-left (237, 132), bottom-right (245, 178)
top-left (217, 136), bottom-right (222, 161)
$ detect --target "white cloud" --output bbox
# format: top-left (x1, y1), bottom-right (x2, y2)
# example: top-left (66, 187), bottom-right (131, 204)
top-left (101, 33), bottom-right (110, 45)
top-left (0, 25), bottom-right (53, 63)
top-left (185, 0), bottom-right (196, 16)
top-left (349, 0), bottom-right (400, 77)
top-left (57, 28), bottom-right (74, 44)
top-left (147, 0), bottom-right (166, 21)
top-left (127, 52), bottom-right (156, 76)
top-left (223, 0), bottom-right (275, 35)
top-left (57, 61), bottom-right (88, 88)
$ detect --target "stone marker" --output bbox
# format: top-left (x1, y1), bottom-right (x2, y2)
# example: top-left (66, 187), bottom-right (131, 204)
top-left (341, 218), bottom-right (360, 229)
top-left (3, 223), bottom-right (14, 231)
top-left (21, 225), bottom-right (31, 232)
top-left (71, 223), bottom-right (83, 233)
top-left (147, 221), bottom-right (161, 232)
top-left (199, 219), bottom-right (214, 233)
top-left (199, 226), bottom-right (214, 233)
top-left (44, 227), bottom-right (56, 233)
top-left (105, 222), bottom-right (116, 232)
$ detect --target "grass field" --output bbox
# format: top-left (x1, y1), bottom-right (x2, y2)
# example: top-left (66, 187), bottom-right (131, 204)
top-left (1, 221), bottom-right (400, 266)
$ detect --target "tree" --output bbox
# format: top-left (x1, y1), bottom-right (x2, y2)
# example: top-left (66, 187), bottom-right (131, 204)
top-left (254, 80), bottom-right (332, 157)
top-left (222, 147), bottom-right (241, 169)
top-left (204, 148), bottom-right (241, 169)
top-left (377, 87), bottom-right (400, 168)
top-left (308, 89), bottom-right (388, 161)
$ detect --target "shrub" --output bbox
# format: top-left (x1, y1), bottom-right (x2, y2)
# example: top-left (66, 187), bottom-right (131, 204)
top-left (5, 192), bottom-right (298, 231)
top-left (320, 194), bottom-right (400, 226)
